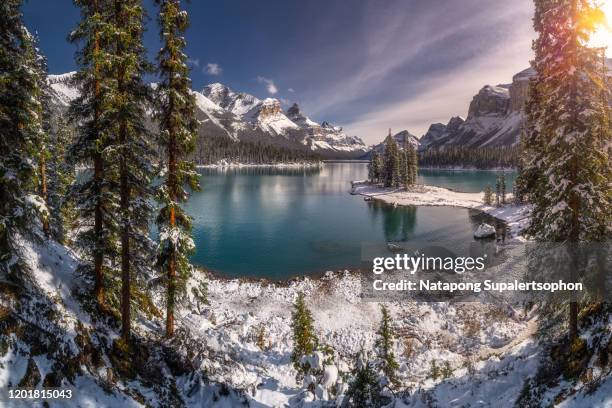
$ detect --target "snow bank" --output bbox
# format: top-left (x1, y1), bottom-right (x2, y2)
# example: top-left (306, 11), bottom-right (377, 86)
top-left (351, 183), bottom-right (532, 239)
top-left (197, 160), bottom-right (322, 169)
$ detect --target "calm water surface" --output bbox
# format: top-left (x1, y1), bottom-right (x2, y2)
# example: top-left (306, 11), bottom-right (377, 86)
top-left (418, 168), bottom-right (517, 193)
top-left (185, 163), bottom-right (511, 279)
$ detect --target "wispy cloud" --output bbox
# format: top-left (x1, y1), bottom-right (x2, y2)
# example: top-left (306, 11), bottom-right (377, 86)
top-left (187, 58), bottom-right (200, 67)
top-left (341, 36), bottom-right (532, 143)
top-left (288, 88), bottom-right (295, 93)
top-left (299, 0), bottom-right (534, 143)
top-left (206, 63), bottom-right (223, 76)
top-left (257, 76), bottom-right (278, 95)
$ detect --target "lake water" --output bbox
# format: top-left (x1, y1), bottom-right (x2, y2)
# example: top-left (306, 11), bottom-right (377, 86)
top-left (418, 169), bottom-right (517, 193)
top-left (186, 163), bottom-right (514, 279)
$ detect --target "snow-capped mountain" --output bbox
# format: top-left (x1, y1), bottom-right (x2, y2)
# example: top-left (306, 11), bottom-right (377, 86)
top-left (200, 84), bottom-right (367, 156)
top-left (47, 74), bottom-right (368, 158)
top-left (286, 103), bottom-right (367, 153)
top-left (419, 60), bottom-right (611, 150)
top-left (365, 130), bottom-right (420, 158)
top-left (419, 68), bottom-right (534, 150)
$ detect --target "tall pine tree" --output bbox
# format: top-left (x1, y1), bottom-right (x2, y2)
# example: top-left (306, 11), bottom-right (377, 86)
top-left (108, 0), bottom-right (155, 342)
top-left (154, 0), bottom-right (200, 338)
top-left (291, 292), bottom-right (317, 377)
top-left (0, 1), bottom-right (46, 278)
top-left (521, 0), bottom-right (611, 341)
top-left (406, 143), bottom-right (418, 186)
top-left (375, 305), bottom-right (399, 387)
top-left (69, 0), bottom-right (119, 308)
top-left (382, 130), bottom-right (400, 188)
top-left (47, 115), bottom-right (75, 244)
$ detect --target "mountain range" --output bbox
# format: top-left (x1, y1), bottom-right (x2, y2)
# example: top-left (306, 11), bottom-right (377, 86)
top-left (416, 59), bottom-right (611, 151)
top-left (49, 59), bottom-right (612, 160)
top-left (47, 74), bottom-right (369, 159)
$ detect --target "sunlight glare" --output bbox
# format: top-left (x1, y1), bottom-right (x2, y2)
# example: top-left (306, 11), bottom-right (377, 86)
top-left (589, 0), bottom-right (612, 55)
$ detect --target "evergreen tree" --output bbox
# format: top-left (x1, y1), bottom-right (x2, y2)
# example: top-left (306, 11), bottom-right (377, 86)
top-left (406, 143), bottom-right (418, 186)
top-left (495, 176), bottom-right (501, 207)
top-left (107, 0), bottom-right (155, 342)
top-left (500, 172), bottom-right (507, 205)
top-left (522, 0), bottom-right (611, 341)
top-left (419, 146), bottom-right (520, 169)
top-left (346, 352), bottom-right (386, 408)
top-left (382, 131), bottom-right (400, 188)
top-left (154, 0), bottom-right (200, 338)
top-left (194, 135), bottom-right (320, 165)
top-left (47, 115), bottom-right (76, 244)
top-left (441, 361), bottom-right (454, 379)
top-left (375, 305), bottom-right (399, 387)
top-left (290, 292), bottom-right (317, 377)
top-left (429, 359), bottom-right (440, 381)
top-left (23, 32), bottom-right (51, 236)
top-left (483, 186), bottom-right (493, 206)
top-left (0, 1), bottom-right (46, 277)
top-left (368, 150), bottom-right (381, 184)
top-left (69, 0), bottom-right (119, 308)
top-left (399, 150), bottom-right (408, 188)
top-left (374, 151), bottom-right (383, 185)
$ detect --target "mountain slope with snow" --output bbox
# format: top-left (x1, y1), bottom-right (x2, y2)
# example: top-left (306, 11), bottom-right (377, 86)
top-left (365, 129), bottom-right (420, 158)
top-left (419, 61), bottom-right (611, 150)
top-left (47, 74), bottom-right (368, 159)
top-left (419, 69), bottom-right (533, 150)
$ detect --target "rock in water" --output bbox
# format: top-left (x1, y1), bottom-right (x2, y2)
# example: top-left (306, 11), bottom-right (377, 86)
top-left (474, 223), bottom-right (496, 238)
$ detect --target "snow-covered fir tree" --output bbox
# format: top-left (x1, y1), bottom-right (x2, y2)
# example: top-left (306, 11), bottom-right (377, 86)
top-left (519, 0), bottom-right (611, 341)
top-left (69, 0), bottom-right (120, 309)
top-left (406, 142), bottom-right (418, 186)
top-left (483, 186), bottom-right (494, 205)
top-left (154, 0), bottom-right (200, 338)
top-left (0, 0), bottom-right (47, 278)
top-left (399, 150), bottom-right (409, 188)
top-left (23, 32), bottom-right (51, 236)
top-left (290, 292), bottom-right (318, 377)
top-left (345, 351), bottom-right (388, 408)
top-left (107, 0), bottom-right (155, 342)
top-left (495, 176), bottom-right (501, 207)
top-left (375, 305), bottom-right (399, 388)
top-left (46, 114), bottom-right (75, 244)
top-left (382, 131), bottom-right (401, 188)
top-left (368, 150), bottom-right (382, 184)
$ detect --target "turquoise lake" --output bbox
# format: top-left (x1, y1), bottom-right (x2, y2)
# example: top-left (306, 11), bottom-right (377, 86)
top-left (185, 163), bottom-right (516, 279)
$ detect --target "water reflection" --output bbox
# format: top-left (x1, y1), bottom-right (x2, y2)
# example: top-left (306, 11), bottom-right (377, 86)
top-left (366, 201), bottom-right (417, 242)
top-left (184, 163), bottom-right (507, 278)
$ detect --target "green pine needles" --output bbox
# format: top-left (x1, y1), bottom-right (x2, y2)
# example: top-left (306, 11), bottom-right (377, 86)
top-left (290, 292), bottom-right (318, 376)
top-left (375, 305), bottom-right (399, 387)
top-left (154, 0), bottom-right (200, 338)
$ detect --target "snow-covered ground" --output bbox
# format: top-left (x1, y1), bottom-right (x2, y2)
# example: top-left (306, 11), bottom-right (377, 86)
top-left (181, 270), bottom-right (541, 407)
top-left (197, 160), bottom-right (322, 169)
top-left (351, 183), bottom-right (532, 239)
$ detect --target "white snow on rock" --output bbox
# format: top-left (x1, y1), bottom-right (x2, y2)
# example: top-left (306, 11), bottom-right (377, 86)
top-left (48, 72), bottom-right (79, 106)
top-left (474, 223), bottom-right (496, 238)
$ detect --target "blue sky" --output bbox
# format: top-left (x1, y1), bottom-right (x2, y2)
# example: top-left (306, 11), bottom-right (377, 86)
top-left (22, 0), bottom-right (535, 144)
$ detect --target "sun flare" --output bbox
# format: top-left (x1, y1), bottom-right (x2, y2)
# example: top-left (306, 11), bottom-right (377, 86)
top-left (589, 0), bottom-right (612, 55)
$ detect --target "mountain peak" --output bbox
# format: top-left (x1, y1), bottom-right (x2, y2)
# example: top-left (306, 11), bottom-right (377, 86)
top-left (287, 103), bottom-right (301, 117)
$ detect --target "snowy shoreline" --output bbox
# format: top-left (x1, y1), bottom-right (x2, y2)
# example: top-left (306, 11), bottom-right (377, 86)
top-left (351, 182), bottom-right (532, 239)
top-left (196, 160), bottom-right (322, 169)
top-left (418, 166), bottom-right (517, 171)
